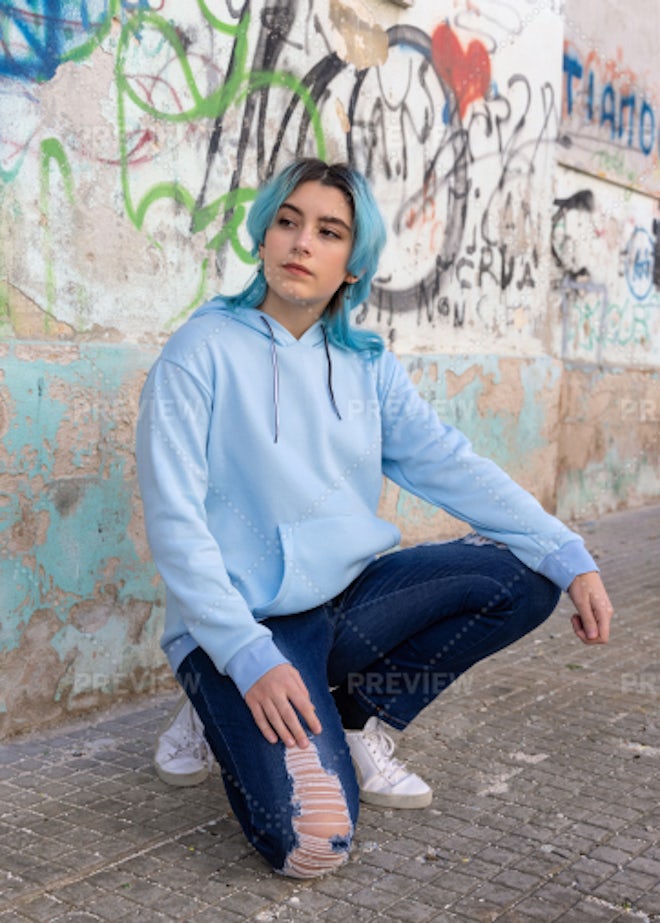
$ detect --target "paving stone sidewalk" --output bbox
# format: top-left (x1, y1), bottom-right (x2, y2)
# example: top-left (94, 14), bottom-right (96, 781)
top-left (1, 504), bottom-right (659, 923)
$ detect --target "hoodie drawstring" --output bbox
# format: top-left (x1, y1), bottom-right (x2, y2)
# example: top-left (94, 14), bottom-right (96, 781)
top-left (260, 315), bottom-right (341, 444)
top-left (322, 327), bottom-right (342, 422)
top-left (260, 315), bottom-right (281, 443)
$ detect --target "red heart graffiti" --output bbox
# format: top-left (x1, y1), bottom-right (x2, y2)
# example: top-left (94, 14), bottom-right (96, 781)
top-left (431, 23), bottom-right (491, 119)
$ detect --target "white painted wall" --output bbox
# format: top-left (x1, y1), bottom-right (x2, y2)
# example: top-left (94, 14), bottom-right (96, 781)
top-left (3, 0), bottom-right (565, 359)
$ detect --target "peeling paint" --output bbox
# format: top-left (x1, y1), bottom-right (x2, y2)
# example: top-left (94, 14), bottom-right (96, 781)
top-left (329, 0), bottom-right (389, 69)
top-left (3, 284), bottom-right (75, 339)
top-left (0, 342), bottom-right (167, 736)
top-left (335, 98), bottom-right (351, 134)
top-left (378, 353), bottom-right (564, 545)
top-left (557, 367), bottom-right (660, 518)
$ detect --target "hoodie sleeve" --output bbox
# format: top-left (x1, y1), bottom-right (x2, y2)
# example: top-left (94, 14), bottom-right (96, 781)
top-left (377, 352), bottom-right (597, 590)
top-left (136, 356), bottom-right (289, 695)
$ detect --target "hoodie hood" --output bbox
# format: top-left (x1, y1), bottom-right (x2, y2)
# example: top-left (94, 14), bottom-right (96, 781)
top-left (190, 299), bottom-right (340, 442)
top-left (190, 298), bottom-right (327, 348)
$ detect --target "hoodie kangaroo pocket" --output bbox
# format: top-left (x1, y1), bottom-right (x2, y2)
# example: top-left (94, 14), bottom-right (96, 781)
top-left (256, 514), bottom-right (401, 616)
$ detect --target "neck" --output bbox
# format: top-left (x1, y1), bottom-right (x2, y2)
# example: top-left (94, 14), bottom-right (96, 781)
top-left (258, 295), bottom-right (326, 339)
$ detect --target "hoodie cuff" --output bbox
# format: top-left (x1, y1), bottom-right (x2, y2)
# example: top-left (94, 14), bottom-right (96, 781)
top-left (225, 635), bottom-right (291, 697)
top-left (537, 539), bottom-right (599, 591)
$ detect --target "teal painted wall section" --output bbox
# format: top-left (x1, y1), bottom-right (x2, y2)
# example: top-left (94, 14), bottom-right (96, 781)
top-left (378, 353), bottom-right (563, 545)
top-left (556, 366), bottom-right (660, 521)
top-left (403, 354), bottom-right (560, 467)
top-left (0, 342), bottom-right (172, 735)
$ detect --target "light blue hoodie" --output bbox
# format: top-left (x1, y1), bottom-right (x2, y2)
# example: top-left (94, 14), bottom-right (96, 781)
top-left (136, 302), bottom-right (596, 696)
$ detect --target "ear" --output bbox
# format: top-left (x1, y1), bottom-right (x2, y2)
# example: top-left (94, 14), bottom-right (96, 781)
top-left (258, 243), bottom-right (265, 259)
top-left (345, 273), bottom-right (359, 283)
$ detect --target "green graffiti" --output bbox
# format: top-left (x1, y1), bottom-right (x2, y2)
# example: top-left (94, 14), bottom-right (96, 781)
top-left (40, 139), bottom-right (75, 201)
top-left (568, 294), bottom-right (657, 355)
top-left (5, 4), bottom-right (330, 336)
top-left (115, 7), bottom-right (326, 260)
top-left (165, 256), bottom-right (210, 331)
top-left (117, 11), bottom-right (250, 123)
top-left (197, 0), bottom-right (245, 35)
top-left (39, 139), bottom-right (76, 328)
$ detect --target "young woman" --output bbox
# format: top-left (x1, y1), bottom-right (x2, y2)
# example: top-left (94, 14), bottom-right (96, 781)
top-left (136, 158), bottom-right (613, 879)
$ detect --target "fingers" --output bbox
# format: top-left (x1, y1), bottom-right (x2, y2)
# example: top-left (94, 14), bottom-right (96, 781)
top-left (261, 698), bottom-right (315, 749)
top-left (245, 664), bottom-right (322, 748)
top-left (568, 572), bottom-right (614, 644)
top-left (571, 608), bottom-right (602, 643)
top-left (571, 612), bottom-right (603, 644)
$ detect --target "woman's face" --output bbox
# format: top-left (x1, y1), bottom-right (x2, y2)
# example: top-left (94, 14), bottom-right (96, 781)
top-left (258, 180), bottom-right (357, 337)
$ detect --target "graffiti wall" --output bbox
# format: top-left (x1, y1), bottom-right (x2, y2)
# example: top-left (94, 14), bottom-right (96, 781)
top-left (552, 0), bottom-right (660, 520)
top-left (0, 0), bottom-right (656, 733)
top-left (2, 0), bottom-right (564, 354)
top-left (559, 0), bottom-right (660, 199)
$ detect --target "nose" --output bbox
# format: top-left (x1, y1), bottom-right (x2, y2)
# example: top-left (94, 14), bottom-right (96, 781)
top-left (292, 224), bottom-right (312, 255)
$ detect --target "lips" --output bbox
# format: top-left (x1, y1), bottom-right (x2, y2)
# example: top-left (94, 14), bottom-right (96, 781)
top-left (282, 262), bottom-right (312, 276)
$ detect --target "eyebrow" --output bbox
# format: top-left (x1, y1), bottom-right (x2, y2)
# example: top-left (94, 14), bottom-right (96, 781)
top-left (279, 201), bottom-right (353, 234)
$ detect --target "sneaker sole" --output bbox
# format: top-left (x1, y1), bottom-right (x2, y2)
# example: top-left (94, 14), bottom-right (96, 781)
top-left (154, 763), bottom-right (210, 787)
top-left (358, 788), bottom-right (433, 809)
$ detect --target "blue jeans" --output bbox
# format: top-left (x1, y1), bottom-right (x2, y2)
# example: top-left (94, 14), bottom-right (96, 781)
top-left (176, 538), bottom-right (560, 878)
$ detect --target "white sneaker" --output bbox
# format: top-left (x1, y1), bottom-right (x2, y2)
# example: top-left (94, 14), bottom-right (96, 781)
top-left (154, 694), bottom-right (213, 787)
top-left (345, 717), bottom-right (432, 809)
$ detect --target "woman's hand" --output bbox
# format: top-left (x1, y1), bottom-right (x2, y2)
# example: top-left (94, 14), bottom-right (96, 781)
top-left (568, 571), bottom-right (614, 644)
top-left (244, 663), bottom-right (322, 747)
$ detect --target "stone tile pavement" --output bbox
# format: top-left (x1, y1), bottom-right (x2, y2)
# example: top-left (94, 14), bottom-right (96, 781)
top-left (1, 504), bottom-right (659, 922)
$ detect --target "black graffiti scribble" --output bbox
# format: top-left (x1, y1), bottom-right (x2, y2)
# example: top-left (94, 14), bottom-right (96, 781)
top-left (652, 219), bottom-right (660, 291)
top-left (551, 189), bottom-right (595, 280)
top-left (347, 25), bottom-right (468, 324)
top-left (191, 5), bottom-right (559, 327)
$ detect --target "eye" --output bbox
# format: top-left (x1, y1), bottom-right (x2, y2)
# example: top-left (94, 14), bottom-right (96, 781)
top-left (320, 227), bottom-right (341, 239)
top-left (277, 216), bottom-right (296, 228)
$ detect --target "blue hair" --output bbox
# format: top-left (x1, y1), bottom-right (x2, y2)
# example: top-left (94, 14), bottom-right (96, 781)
top-left (222, 159), bottom-right (386, 355)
